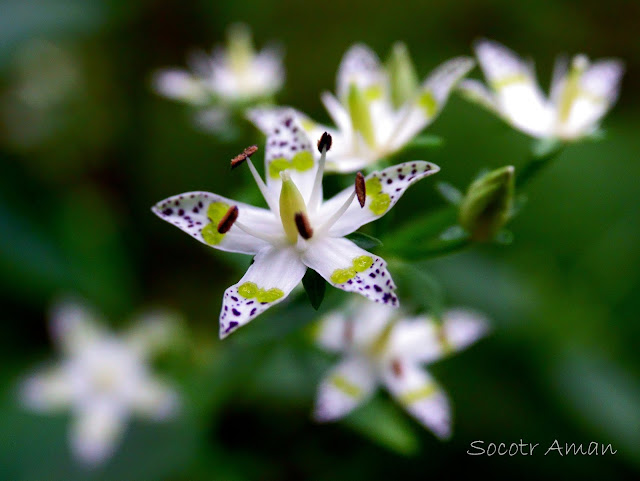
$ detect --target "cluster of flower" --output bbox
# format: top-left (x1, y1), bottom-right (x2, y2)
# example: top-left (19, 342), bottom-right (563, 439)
top-left (19, 25), bottom-right (623, 467)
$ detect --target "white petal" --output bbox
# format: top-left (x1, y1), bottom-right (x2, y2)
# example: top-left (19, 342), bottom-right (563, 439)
top-left (152, 191), bottom-right (280, 255)
top-left (70, 401), bottom-right (126, 466)
top-left (125, 310), bottom-right (181, 357)
top-left (387, 309), bottom-right (488, 364)
top-left (316, 298), bottom-right (398, 353)
top-left (474, 39), bottom-right (553, 138)
top-left (442, 308), bottom-right (489, 351)
top-left (314, 356), bottom-right (377, 422)
top-left (559, 59), bottom-right (624, 138)
top-left (193, 107), bottom-right (230, 133)
top-left (49, 300), bottom-right (105, 354)
top-left (458, 78), bottom-right (499, 113)
top-left (320, 91), bottom-right (353, 135)
top-left (152, 69), bottom-right (207, 104)
top-left (130, 378), bottom-right (179, 420)
top-left (549, 55), bottom-right (569, 104)
top-left (247, 106), bottom-right (293, 134)
top-left (387, 57), bottom-right (475, 150)
top-left (219, 245), bottom-right (307, 338)
top-left (301, 237), bottom-right (398, 307)
top-left (262, 111), bottom-right (320, 202)
top-left (382, 361), bottom-right (451, 438)
top-left (20, 367), bottom-right (72, 412)
top-left (315, 161), bottom-right (439, 237)
top-left (336, 44), bottom-right (386, 101)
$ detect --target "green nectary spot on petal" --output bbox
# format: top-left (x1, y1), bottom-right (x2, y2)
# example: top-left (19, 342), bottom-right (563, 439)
top-left (369, 193), bottom-right (391, 215)
top-left (330, 375), bottom-right (362, 398)
top-left (291, 151), bottom-right (314, 171)
top-left (201, 223), bottom-right (225, 245)
top-left (269, 158), bottom-right (291, 179)
top-left (207, 201), bottom-right (230, 222)
top-left (418, 90), bottom-right (438, 117)
top-left (364, 85), bottom-right (383, 102)
top-left (330, 268), bottom-right (356, 284)
top-left (256, 287), bottom-right (284, 303)
top-left (300, 118), bottom-right (316, 131)
top-left (238, 282), bottom-right (258, 299)
top-left (352, 255), bottom-right (373, 272)
top-left (365, 176), bottom-right (382, 195)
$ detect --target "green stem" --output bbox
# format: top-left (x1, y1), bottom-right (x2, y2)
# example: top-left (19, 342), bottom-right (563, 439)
top-left (516, 144), bottom-right (565, 189)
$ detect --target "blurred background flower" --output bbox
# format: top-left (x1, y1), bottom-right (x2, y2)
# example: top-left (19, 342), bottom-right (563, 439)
top-left (1, 1), bottom-right (639, 480)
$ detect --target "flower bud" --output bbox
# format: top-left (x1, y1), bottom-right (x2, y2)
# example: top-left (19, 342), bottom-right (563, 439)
top-left (459, 166), bottom-right (515, 241)
top-left (388, 42), bottom-right (419, 108)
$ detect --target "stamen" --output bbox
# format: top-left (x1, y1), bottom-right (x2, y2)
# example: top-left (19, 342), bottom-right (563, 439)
top-left (355, 172), bottom-right (366, 208)
top-left (246, 157), bottom-right (279, 214)
top-left (308, 132), bottom-right (332, 212)
top-left (391, 359), bottom-right (403, 377)
top-left (230, 145), bottom-right (258, 170)
top-left (217, 205), bottom-right (239, 233)
top-left (316, 188), bottom-right (356, 236)
top-left (294, 212), bottom-right (313, 240)
top-left (317, 132), bottom-right (332, 153)
top-left (233, 219), bottom-right (282, 244)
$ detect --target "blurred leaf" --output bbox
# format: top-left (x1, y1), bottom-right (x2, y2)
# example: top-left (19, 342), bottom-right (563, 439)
top-left (302, 269), bottom-right (326, 310)
top-left (404, 134), bottom-right (445, 149)
top-left (343, 397), bottom-right (420, 456)
top-left (388, 259), bottom-right (445, 316)
top-left (435, 181), bottom-right (463, 206)
top-left (345, 232), bottom-right (383, 250)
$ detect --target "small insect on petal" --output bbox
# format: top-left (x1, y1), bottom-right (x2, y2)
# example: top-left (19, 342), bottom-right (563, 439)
top-left (355, 172), bottom-right (366, 208)
top-left (294, 212), bottom-right (314, 240)
top-left (230, 145), bottom-right (259, 169)
top-left (217, 206), bottom-right (239, 233)
top-left (317, 132), bottom-right (332, 153)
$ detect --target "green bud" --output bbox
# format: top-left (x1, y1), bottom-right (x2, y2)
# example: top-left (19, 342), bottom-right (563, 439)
top-left (227, 24), bottom-right (254, 74)
top-left (279, 171), bottom-right (308, 244)
top-left (459, 166), bottom-right (515, 242)
top-left (388, 42), bottom-right (419, 108)
top-left (347, 83), bottom-right (376, 148)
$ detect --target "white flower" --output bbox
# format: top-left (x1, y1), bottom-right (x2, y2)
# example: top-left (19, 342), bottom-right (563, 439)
top-left (153, 24), bottom-right (283, 130)
top-left (19, 301), bottom-right (180, 466)
top-left (313, 300), bottom-right (488, 438)
top-left (152, 112), bottom-right (440, 338)
top-left (249, 43), bottom-right (474, 173)
top-left (459, 39), bottom-right (624, 140)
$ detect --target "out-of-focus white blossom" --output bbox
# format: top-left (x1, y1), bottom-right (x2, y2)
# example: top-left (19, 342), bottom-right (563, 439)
top-left (459, 39), bottom-right (624, 140)
top-left (314, 299), bottom-right (488, 438)
top-left (19, 301), bottom-right (180, 466)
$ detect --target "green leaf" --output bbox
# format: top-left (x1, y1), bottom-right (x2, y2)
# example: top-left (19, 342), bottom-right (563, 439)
top-left (302, 269), bottom-right (327, 310)
top-left (345, 232), bottom-right (383, 250)
top-left (343, 397), bottom-right (420, 456)
top-left (388, 259), bottom-right (445, 316)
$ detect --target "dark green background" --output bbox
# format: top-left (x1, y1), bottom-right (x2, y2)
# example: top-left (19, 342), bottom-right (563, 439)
top-left (1, 0), bottom-right (639, 479)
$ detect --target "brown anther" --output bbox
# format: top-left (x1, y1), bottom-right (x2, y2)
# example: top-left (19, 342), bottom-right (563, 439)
top-left (294, 212), bottom-right (313, 240)
top-left (391, 359), bottom-right (403, 377)
top-left (217, 205), bottom-right (239, 233)
top-left (317, 132), bottom-right (332, 153)
top-left (230, 145), bottom-right (259, 169)
top-left (355, 172), bottom-right (366, 208)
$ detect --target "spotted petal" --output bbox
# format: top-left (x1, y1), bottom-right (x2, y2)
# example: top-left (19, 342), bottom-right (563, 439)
top-left (152, 191), bottom-right (281, 255)
top-left (314, 355), bottom-right (377, 422)
top-left (336, 44), bottom-right (386, 101)
top-left (219, 245), bottom-right (307, 338)
top-left (474, 39), bottom-right (553, 138)
top-left (262, 112), bottom-right (321, 202)
top-left (382, 361), bottom-right (451, 439)
top-left (559, 59), bottom-right (624, 138)
top-left (316, 299), bottom-right (398, 353)
top-left (315, 161), bottom-right (439, 237)
top-left (301, 237), bottom-right (398, 306)
top-left (387, 57), bottom-right (475, 150)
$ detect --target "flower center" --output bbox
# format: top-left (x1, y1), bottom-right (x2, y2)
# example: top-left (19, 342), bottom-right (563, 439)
top-left (279, 171), bottom-right (309, 244)
top-left (558, 55), bottom-right (589, 124)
